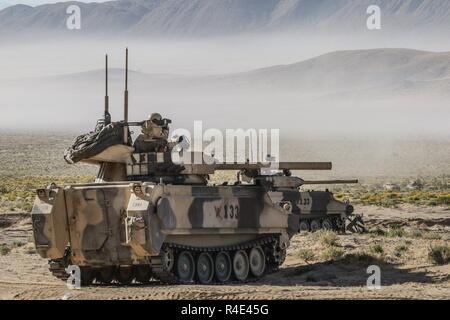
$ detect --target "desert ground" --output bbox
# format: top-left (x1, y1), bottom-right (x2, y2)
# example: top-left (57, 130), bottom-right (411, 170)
top-left (0, 134), bottom-right (448, 299)
top-left (0, 204), bottom-right (448, 300)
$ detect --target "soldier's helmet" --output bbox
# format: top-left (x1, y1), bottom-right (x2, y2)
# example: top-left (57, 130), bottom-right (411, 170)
top-left (142, 113), bottom-right (170, 140)
top-left (149, 113), bottom-right (163, 124)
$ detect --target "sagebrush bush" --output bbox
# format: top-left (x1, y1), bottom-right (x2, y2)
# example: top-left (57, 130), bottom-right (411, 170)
top-left (321, 246), bottom-right (345, 261)
top-left (369, 227), bottom-right (386, 237)
top-left (296, 249), bottom-right (315, 263)
top-left (0, 175), bottom-right (94, 213)
top-left (343, 251), bottom-right (383, 264)
top-left (369, 244), bottom-right (384, 255)
top-left (0, 244), bottom-right (11, 255)
top-left (408, 228), bottom-right (423, 238)
top-left (12, 240), bottom-right (25, 248)
top-left (428, 244), bottom-right (450, 265)
top-left (387, 224), bottom-right (406, 237)
top-left (393, 244), bottom-right (409, 257)
top-left (315, 230), bottom-right (340, 247)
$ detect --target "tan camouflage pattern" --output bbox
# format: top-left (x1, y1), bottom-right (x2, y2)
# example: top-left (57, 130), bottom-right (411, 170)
top-left (268, 190), bottom-right (349, 217)
top-left (32, 186), bottom-right (69, 259)
top-left (32, 181), bottom-right (292, 266)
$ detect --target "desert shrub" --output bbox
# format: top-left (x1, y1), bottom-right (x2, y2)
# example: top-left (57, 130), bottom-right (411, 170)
top-left (369, 244), bottom-right (384, 255)
top-left (408, 228), bottom-right (423, 238)
top-left (321, 246), bottom-right (345, 261)
top-left (387, 224), bottom-right (405, 237)
top-left (342, 251), bottom-right (384, 265)
top-left (0, 244), bottom-right (11, 255)
top-left (393, 243), bottom-right (409, 257)
top-left (315, 230), bottom-right (340, 247)
top-left (343, 183), bottom-right (450, 207)
top-left (12, 240), bottom-right (25, 248)
top-left (436, 193), bottom-right (450, 205)
top-left (296, 249), bottom-right (315, 264)
top-left (0, 175), bottom-right (94, 213)
top-left (428, 244), bottom-right (450, 265)
top-left (369, 227), bottom-right (386, 237)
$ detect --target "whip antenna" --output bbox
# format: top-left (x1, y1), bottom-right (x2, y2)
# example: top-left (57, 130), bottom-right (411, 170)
top-left (123, 48), bottom-right (129, 144)
top-left (104, 54), bottom-right (111, 124)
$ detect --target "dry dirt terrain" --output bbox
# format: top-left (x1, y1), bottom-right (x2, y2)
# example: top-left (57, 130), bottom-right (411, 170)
top-left (0, 204), bottom-right (448, 300)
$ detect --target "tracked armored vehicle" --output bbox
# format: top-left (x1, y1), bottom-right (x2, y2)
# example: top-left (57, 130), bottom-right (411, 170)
top-left (31, 51), bottom-right (363, 285)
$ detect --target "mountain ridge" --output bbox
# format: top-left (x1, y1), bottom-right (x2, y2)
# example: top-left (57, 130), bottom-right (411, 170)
top-left (5, 48), bottom-right (450, 98)
top-left (1, 0), bottom-right (450, 37)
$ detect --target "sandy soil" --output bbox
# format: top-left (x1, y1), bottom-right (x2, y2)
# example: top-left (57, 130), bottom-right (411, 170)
top-left (0, 205), bottom-right (448, 300)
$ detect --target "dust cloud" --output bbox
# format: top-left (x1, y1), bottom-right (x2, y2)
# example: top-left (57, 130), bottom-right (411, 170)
top-left (0, 33), bottom-right (448, 177)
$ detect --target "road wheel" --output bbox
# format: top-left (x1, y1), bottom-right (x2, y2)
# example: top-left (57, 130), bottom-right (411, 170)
top-left (335, 217), bottom-right (345, 232)
top-left (115, 266), bottom-right (134, 285)
top-left (96, 266), bottom-right (115, 284)
top-left (322, 218), bottom-right (333, 230)
top-left (299, 220), bottom-right (310, 232)
top-left (135, 265), bottom-right (151, 284)
top-left (249, 246), bottom-right (266, 277)
top-left (215, 251), bottom-right (232, 283)
top-left (196, 252), bottom-right (214, 284)
top-left (162, 247), bottom-right (175, 272)
top-left (310, 219), bottom-right (321, 232)
top-left (233, 250), bottom-right (249, 281)
top-left (176, 251), bottom-right (195, 283)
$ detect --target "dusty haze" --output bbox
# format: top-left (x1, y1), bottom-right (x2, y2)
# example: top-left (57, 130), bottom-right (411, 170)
top-left (0, 36), bottom-right (449, 136)
top-left (0, 0), bottom-right (449, 178)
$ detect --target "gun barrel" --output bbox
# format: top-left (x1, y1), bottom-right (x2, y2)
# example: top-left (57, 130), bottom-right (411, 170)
top-left (278, 162), bottom-right (332, 170)
top-left (126, 121), bottom-right (145, 127)
top-left (213, 162), bottom-right (332, 171)
top-left (213, 163), bottom-right (262, 170)
top-left (301, 179), bottom-right (359, 185)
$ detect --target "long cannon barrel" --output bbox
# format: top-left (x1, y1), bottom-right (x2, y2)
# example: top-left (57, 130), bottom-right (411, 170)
top-left (213, 162), bottom-right (332, 171)
top-left (301, 179), bottom-right (359, 185)
top-left (180, 160), bottom-right (333, 175)
top-left (254, 176), bottom-right (358, 189)
top-left (276, 162), bottom-right (332, 170)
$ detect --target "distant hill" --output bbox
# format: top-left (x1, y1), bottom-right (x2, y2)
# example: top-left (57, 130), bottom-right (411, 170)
top-left (1, 48), bottom-right (449, 134)
top-left (1, 0), bottom-right (450, 37)
top-left (225, 48), bottom-right (450, 95)
top-left (26, 48), bottom-right (450, 98)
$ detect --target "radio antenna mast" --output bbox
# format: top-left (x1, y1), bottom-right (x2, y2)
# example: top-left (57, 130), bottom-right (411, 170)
top-left (104, 54), bottom-right (111, 124)
top-left (123, 48), bottom-right (129, 144)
